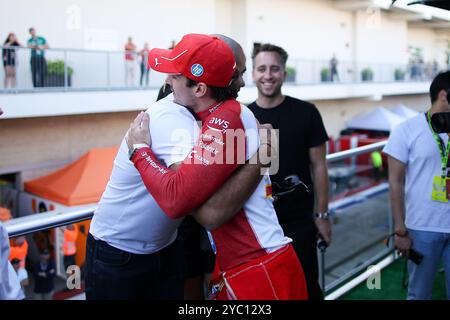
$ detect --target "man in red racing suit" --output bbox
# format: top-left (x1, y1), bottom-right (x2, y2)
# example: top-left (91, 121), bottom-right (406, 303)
top-left (127, 34), bottom-right (307, 300)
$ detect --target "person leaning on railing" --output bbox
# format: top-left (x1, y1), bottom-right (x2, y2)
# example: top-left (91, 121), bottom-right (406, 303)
top-left (27, 27), bottom-right (49, 88)
top-left (384, 71), bottom-right (450, 300)
top-left (2, 33), bottom-right (22, 89)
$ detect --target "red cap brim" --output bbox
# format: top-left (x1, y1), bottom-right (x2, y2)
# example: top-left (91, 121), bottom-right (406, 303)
top-left (148, 48), bottom-right (182, 74)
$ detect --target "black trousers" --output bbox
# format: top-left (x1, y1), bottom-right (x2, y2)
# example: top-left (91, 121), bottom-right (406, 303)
top-left (84, 233), bottom-right (184, 300)
top-left (30, 56), bottom-right (47, 87)
top-left (280, 220), bottom-right (324, 300)
top-left (140, 63), bottom-right (149, 86)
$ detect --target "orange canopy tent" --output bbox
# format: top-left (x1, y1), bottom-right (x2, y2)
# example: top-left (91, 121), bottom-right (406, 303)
top-left (22, 147), bottom-right (118, 268)
top-left (24, 147), bottom-right (118, 206)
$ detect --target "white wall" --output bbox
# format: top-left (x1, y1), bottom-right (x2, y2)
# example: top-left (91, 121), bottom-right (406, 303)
top-left (1, 0), bottom-right (218, 51)
top-left (354, 10), bottom-right (408, 64)
top-left (245, 0), bottom-right (353, 62)
top-left (2, 0), bottom-right (446, 68)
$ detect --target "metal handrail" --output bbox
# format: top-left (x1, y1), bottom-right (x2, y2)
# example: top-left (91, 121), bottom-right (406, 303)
top-left (4, 205), bottom-right (96, 237)
top-left (327, 140), bottom-right (387, 162)
top-left (3, 140), bottom-right (388, 237)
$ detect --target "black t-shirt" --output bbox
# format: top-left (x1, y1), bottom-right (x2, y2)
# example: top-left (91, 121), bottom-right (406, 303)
top-left (248, 96), bottom-right (328, 224)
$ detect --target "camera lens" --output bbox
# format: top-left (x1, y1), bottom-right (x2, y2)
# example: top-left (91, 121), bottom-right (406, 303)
top-left (431, 112), bottom-right (450, 133)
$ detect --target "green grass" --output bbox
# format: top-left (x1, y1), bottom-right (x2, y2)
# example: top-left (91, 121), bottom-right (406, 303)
top-left (339, 257), bottom-right (447, 300)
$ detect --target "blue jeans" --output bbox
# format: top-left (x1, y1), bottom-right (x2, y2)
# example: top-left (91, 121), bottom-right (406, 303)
top-left (407, 229), bottom-right (450, 300)
top-left (84, 233), bottom-right (184, 300)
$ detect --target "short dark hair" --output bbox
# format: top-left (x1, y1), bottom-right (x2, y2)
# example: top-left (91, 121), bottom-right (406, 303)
top-left (29, 27), bottom-right (35, 33)
top-left (430, 71), bottom-right (450, 104)
top-left (186, 70), bottom-right (240, 101)
top-left (251, 43), bottom-right (288, 67)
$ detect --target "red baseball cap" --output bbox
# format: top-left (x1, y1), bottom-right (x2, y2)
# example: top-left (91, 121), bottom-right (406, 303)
top-left (148, 34), bottom-right (236, 88)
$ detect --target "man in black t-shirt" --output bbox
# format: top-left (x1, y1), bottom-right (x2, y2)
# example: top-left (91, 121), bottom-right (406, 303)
top-left (248, 43), bottom-right (331, 300)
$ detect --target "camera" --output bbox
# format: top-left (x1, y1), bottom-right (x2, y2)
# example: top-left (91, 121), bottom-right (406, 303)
top-left (431, 112), bottom-right (450, 133)
top-left (408, 248), bottom-right (424, 265)
top-left (317, 239), bottom-right (328, 253)
top-left (317, 233), bottom-right (328, 253)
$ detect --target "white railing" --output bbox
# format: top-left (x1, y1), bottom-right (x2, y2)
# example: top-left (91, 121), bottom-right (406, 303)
top-left (0, 47), bottom-right (164, 92)
top-left (1, 46), bottom-right (444, 93)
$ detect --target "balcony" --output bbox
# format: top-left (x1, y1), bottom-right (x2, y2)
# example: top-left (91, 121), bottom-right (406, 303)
top-left (0, 47), bottom-right (440, 119)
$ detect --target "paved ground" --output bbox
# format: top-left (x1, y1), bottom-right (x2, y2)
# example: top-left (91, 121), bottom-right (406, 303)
top-left (324, 182), bottom-right (391, 289)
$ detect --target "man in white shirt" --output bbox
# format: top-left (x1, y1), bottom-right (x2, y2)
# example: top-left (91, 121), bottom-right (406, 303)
top-left (0, 222), bottom-right (24, 300)
top-left (384, 71), bottom-right (450, 299)
top-left (85, 35), bottom-right (268, 300)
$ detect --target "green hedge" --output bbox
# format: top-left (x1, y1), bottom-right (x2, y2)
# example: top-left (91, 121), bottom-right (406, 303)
top-left (47, 60), bottom-right (74, 76)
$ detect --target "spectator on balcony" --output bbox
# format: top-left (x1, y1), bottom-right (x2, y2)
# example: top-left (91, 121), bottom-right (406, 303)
top-left (432, 60), bottom-right (439, 78)
top-left (330, 54), bottom-right (339, 82)
top-left (124, 36), bottom-right (137, 86)
top-left (139, 42), bottom-right (150, 86)
top-left (384, 71), bottom-right (450, 300)
top-left (2, 33), bottom-right (22, 89)
top-left (248, 43), bottom-right (331, 300)
top-left (425, 61), bottom-right (432, 80)
top-left (369, 150), bottom-right (383, 182)
top-left (27, 28), bottom-right (48, 88)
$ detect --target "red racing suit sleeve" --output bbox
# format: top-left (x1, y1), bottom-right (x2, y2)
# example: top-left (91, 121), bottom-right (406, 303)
top-left (131, 100), bottom-right (246, 219)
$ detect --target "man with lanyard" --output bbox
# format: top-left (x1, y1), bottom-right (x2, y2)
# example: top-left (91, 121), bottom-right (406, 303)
top-left (27, 28), bottom-right (49, 88)
top-left (127, 34), bottom-right (308, 300)
top-left (384, 71), bottom-right (450, 299)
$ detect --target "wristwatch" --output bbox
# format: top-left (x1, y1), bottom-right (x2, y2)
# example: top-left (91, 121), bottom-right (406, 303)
top-left (315, 211), bottom-right (329, 220)
top-left (128, 143), bottom-right (149, 160)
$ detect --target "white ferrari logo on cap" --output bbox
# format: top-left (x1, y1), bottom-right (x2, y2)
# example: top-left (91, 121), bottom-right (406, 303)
top-left (191, 64), bottom-right (204, 77)
top-left (154, 58), bottom-right (162, 67)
